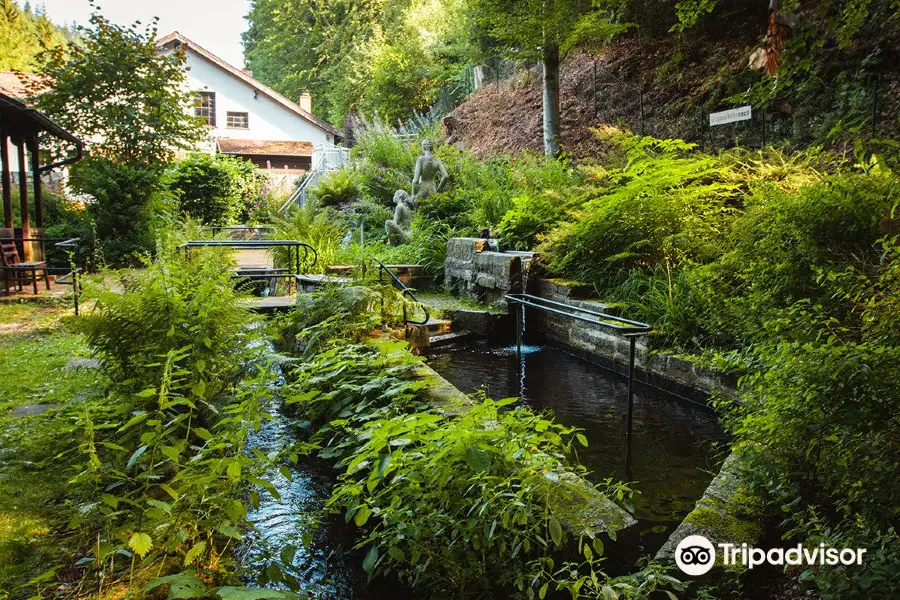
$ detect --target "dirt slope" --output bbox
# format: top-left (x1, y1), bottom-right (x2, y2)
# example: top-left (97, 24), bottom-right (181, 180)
top-left (443, 33), bottom-right (900, 160)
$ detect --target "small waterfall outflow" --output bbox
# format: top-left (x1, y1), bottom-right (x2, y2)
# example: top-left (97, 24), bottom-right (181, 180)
top-left (519, 256), bottom-right (533, 295)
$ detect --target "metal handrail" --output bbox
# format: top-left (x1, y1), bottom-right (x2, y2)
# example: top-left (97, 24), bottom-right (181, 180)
top-left (177, 239), bottom-right (318, 274)
top-left (506, 292), bottom-right (651, 479)
top-left (505, 293), bottom-right (652, 334)
top-left (55, 237), bottom-right (82, 316)
top-left (372, 258), bottom-right (430, 326)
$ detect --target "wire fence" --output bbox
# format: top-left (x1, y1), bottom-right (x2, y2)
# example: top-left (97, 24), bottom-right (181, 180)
top-left (391, 52), bottom-right (898, 155)
top-left (566, 55), bottom-right (898, 152)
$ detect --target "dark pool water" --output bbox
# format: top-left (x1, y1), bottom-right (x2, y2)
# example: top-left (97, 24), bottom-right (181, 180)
top-left (427, 342), bottom-right (728, 554)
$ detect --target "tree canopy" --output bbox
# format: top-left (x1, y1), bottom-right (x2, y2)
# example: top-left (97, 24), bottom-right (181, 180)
top-left (34, 11), bottom-right (203, 166)
top-left (242, 0), bottom-right (477, 126)
top-left (0, 0), bottom-right (72, 72)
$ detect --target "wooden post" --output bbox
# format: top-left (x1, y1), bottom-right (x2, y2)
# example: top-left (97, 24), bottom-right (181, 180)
top-left (0, 121), bottom-right (11, 230)
top-left (17, 140), bottom-right (30, 260)
top-left (28, 134), bottom-right (42, 229)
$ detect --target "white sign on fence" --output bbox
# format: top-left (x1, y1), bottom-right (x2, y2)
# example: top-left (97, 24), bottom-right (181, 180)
top-left (709, 106), bottom-right (752, 126)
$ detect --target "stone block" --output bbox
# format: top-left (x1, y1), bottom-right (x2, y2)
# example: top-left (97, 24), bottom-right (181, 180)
top-left (655, 448), bottom-right (769, 572)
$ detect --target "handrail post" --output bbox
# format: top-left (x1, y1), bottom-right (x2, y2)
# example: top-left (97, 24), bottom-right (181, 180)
top-left (625, 335), bottom-right (636, 481)
top-left (516, 302), bottom-right (523, 358)
top-left (379, 264), bottom-right (385, 324)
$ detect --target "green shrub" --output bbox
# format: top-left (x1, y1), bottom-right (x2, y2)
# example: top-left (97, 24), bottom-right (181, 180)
top-left (722, 174), bottom-right (898, 310)
top-left (497, 191), bottom-right (579, 250)
top-left (340, 197), bottom-right (393, 243)
top-left (327, 399), bottom-right (592, 597)
top-left (269, 200), bottom-right (346, 273)
top-left (539, 135), bottom-right (739, 289)
top-left (167, 153), bottom-right (267, 226)
top-left (69, 156), bottom-right (175, 266)
top-left (309, 169), bottom-right (360, 207)
top-left (74, 236), bottom-right (258, 392)
top-left (62, 235), bottom-right (291, 594)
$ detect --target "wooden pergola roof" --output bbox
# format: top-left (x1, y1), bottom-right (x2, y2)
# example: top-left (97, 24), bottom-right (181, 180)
top-left (0, 91), bottom-right (83, 242)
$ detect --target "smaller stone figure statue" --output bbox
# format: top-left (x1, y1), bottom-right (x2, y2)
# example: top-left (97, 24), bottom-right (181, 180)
top-left (385, 189), bottom-right (415, 246)
top-left (412, 139), bottom-right (448, 199)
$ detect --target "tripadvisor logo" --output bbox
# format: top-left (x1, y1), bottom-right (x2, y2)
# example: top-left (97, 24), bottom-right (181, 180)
top-left (675, 534), bottom-right (868, 576)
top-left (675, 535), bottom-right (716, 576)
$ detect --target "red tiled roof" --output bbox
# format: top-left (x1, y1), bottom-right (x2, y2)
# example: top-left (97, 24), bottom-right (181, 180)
top-left (217, 138), bottom-right (314, 157)
top-left (0, 72), bottom-right (45, 101)
top-left (156, 32), bottom-right (342, 139)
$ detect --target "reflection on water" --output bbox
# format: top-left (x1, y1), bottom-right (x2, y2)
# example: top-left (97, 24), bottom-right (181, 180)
top-left (427, 342), bottom-right (727, 554)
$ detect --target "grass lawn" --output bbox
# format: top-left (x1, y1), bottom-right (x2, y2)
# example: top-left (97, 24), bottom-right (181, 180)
top-left (0, 301), bottom-right (107, 596)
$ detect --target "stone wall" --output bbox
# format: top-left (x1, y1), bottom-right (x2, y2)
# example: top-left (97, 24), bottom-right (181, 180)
top-left (445, 238), bottom-right (529, 303)
top-left (528, 278), bottom-right (735, 401)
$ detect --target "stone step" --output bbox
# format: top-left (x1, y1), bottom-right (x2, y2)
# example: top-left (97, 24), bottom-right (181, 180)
top-left (425, 318), bottom-right (452, 333)
top-left (296, 274), bottom-right (352, 293)
top-left (428, 330), bottom-right (472, 348)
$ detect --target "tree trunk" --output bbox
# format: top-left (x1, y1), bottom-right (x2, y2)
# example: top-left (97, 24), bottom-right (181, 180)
top-left (542, 43), bottom-right (561, 157)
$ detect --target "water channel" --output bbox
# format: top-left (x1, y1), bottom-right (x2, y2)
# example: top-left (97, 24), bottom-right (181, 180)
top-left (240, 337), bottom-right (726, 597)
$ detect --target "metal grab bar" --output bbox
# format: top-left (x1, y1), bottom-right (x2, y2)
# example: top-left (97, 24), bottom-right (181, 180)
top-left (371, 258), bottom-right (430, 326)
top-left (505, 293), bottom-right (651, 334)
top-left (505, 292), bottom-right (651, 479)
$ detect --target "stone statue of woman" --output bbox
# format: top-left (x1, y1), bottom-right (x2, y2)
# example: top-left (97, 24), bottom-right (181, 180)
top-left (385, 189), bottom-right (415, 246)
top-left (412, 139), bottom-right (448, 199)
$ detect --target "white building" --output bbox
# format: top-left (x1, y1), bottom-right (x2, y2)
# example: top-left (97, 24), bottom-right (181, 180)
top-left (157, 32), bottom-right (342, 175)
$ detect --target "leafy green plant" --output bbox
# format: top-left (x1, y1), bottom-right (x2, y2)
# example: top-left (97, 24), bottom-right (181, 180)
top-left (540, 133), bottom-right (739, 289)
top-left (69, 156), bottom-right (177, 266)
top-left (309, 169), bottom-right (360, 207)
top-left (74, 237), bottom-right (259, 393)
top-left (498, 191), bottom-right (579, 250)
top-left (0, 234), bottom-right (310, 598)
top-left (168, 153), bottom-right (268, 226)
top-left (268, 200), bottom-right (347, 274)
top-left (327, 398), bottom-right (600, 597)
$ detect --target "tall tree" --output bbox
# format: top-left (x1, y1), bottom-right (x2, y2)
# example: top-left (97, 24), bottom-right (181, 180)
top-left (470, 0), bottom-right (626, 156)
top-left (0, 0), bottom-right (69, 72)
top-left (243, 0), bottom-right (477, 126)
top-left (243, 0), bottom-right (385, 125)
top-left (34, 11), bottom-right (203, 165)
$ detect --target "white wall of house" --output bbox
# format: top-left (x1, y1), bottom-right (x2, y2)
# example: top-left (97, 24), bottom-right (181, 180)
top-left (181, 50), bottom-right (335, 151)
top-left (2, 140), bottom-right (66, 191)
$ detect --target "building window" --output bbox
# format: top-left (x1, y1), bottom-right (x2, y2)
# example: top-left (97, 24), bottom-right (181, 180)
top-left (226, 111), bottom-right (249, 129)
top-left (194, 91), bottom-right (216, 126)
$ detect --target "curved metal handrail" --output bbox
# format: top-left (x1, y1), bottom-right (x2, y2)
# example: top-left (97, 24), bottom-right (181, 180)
top-left (372, 258), bottom-right (430, 326)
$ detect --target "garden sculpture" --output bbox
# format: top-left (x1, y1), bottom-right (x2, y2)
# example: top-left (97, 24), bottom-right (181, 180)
top-left (385, 189), bottom-right (415, 246)
top-left (412, 139), bottom-right (448, 199)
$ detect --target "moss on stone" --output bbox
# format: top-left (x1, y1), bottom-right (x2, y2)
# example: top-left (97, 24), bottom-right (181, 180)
top-left (683, 505), bottom-right (764, 546)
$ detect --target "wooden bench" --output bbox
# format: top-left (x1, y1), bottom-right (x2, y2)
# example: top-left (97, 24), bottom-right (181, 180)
top-left (0, 240), bottom-right (50, 294)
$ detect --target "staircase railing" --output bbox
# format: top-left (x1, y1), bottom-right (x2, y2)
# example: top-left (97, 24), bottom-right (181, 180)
top-left (279, 143), bottom-right (350, 212)
top-left (372, 258), bottom-right (430, 326)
